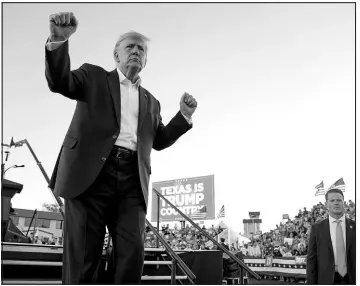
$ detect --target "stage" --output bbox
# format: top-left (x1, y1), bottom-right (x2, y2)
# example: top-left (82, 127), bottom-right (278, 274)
top-left (1, 243), bottom-right (224, 284)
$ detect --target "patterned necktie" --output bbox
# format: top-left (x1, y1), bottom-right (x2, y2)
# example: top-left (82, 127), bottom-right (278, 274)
top-left (335, 220), bottom-right (347, 277)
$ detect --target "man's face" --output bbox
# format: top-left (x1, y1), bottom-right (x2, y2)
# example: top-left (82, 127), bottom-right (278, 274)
top-left (116, 36), bottom-right (147, 75)
top-left (326, 192), bottom-right (345, 217)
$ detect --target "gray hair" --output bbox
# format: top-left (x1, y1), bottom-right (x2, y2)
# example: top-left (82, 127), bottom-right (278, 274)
top-left (113, 31), bottom-right (150, 63)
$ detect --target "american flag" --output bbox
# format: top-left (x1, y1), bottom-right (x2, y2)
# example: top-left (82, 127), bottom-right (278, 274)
top-left (205, 240), bottom-right (214, 249)
top-left (315, 181), bottom-right (324, 190)
top-left (315, 189), bottom-right (325, 196)
top-left (328, 178), bottom-right (345, 192)
top-left (190, 206), bottom-right (207, 220)
top-left (216, 205), bottom-right (225, 219)
top-left (315, 181), bottom-right (325, 196)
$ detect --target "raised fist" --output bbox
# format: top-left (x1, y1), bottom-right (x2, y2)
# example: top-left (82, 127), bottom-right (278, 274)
top-left (49, 12), bottom-right (78, 41)
top-left (180, 92), bottom-right (197, 118)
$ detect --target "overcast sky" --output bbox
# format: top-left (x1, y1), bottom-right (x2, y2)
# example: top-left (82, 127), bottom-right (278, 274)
top-left (2, 3), bottom-right (355, 233)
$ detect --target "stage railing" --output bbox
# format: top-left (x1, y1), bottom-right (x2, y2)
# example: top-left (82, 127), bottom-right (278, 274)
top-left (152, 188), bottom-right (261, 282)
top-left (145, 219), bottom-right (196, 284)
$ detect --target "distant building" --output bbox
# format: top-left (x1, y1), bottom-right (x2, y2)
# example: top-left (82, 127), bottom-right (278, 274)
top-left (242, 212), bottom-right (262, 239)
top-left (10, 208), bottom-right (63, 244)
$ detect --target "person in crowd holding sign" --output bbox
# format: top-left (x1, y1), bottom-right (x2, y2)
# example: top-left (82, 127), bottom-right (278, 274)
top-left (45, 12), bottom-right (197, 284)
top-left (294, 243), bottom-right (307, 256)
top-left (307, 189), bottom-right (356, 285)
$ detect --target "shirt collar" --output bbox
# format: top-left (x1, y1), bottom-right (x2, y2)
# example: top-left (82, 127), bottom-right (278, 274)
top-left (116, 68), bottom-right (141, 87)
top-left (329, 214), bottom-right (346, 223)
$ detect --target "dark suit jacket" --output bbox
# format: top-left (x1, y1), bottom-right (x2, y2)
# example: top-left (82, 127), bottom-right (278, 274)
top-left (45, 41), bottom-right (192, 207)
top-left (306, 218), bottom-right (356, 284)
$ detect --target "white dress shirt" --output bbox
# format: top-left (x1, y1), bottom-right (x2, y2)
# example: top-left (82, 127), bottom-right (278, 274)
top-left (46, 39), bottom-right (66, 51)
top-left (115, 69), bottom-right (140, 151)
top-left (328, 214), bottom-right (346, 263)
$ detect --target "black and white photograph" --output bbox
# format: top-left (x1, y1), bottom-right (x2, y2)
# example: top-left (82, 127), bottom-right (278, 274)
top-left (1, 2), bottom-right (355, 285)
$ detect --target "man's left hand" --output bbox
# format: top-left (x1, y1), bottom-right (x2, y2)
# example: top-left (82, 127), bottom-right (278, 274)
top-left (180, 92), bottom-right (197, 118)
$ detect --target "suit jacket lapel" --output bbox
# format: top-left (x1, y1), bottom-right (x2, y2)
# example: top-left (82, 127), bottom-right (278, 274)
top-left (107, 69), bottom-right (121, 128)
top-left (138, 86), bottom-right (148, 133)
top-left (345, 218), bottom-right (353, 255)
top-left (323, 219), bottom-right (334, 256)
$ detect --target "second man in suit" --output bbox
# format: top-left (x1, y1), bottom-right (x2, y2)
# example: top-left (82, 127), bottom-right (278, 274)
top-left (307, 189), bottom-right (356, 284)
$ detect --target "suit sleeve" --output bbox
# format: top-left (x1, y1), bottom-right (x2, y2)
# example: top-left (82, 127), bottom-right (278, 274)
top-left (45, 40), bottom-right (88, 101)
top-left (306, 225), bottom-right (318, 284)
top-left (152, 101), bottom-right (192, 151)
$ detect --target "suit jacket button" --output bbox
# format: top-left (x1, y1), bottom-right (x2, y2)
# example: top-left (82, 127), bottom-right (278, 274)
top-left (113, 135), bottom-right (117, 139)
top-left (101, 157), bottom-right (106, 162)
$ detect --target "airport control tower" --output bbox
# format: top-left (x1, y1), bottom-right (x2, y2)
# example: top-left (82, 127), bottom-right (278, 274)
top-left (243, 212), bottom-right (262, 239)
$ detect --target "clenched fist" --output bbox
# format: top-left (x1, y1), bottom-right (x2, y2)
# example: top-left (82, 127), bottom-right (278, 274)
top-left (49, 12), bottom-right (78, 42)
top-left (180, 92), bottom-right (197, 118)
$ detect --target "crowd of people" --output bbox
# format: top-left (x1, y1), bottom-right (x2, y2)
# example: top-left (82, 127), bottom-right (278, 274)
top-left (144, 223), bottom-right (224, 250)
top-left (240, 199), bottom-right (355, 259)
top-left (29, 235), bottom-right (63, 245)
top-left (6, 232), bottom-right (63, 245)
top-left (10, 199), bottom-right (356, 257)
top-left (21, 234), bottom-right (63, 245)
top-left (143, 199), bottom-right (355, 258)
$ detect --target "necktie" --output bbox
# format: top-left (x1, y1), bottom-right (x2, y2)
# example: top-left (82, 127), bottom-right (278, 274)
top-left (335, 220), bottom-right (347, 277)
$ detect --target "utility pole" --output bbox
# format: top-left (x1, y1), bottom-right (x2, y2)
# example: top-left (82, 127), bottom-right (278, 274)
top-left (25, 209), bottom-right (38, 238)
top-left (1, 138), bottom-right (12, 182)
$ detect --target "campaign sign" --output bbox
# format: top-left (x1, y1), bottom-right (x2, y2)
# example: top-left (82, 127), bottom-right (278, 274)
top-left (284, 238), bottom-right (294, 245)
top-left (295, 257), bottom-right (307, 265)
top-left (151, 175), bottom-right (215, 222)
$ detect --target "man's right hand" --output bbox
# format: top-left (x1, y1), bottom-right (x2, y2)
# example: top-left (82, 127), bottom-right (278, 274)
top-left (49, 12), bottom-right (78, 42)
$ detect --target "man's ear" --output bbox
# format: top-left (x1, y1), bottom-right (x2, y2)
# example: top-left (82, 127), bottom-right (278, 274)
top-left (115, 51), bottom-right (120, 63)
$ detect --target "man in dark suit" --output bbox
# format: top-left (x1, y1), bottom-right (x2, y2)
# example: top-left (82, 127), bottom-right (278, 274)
top-left (307, 189), bottom-right (356, 285)
top-left (45, 12), bottom-right (197, 284)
